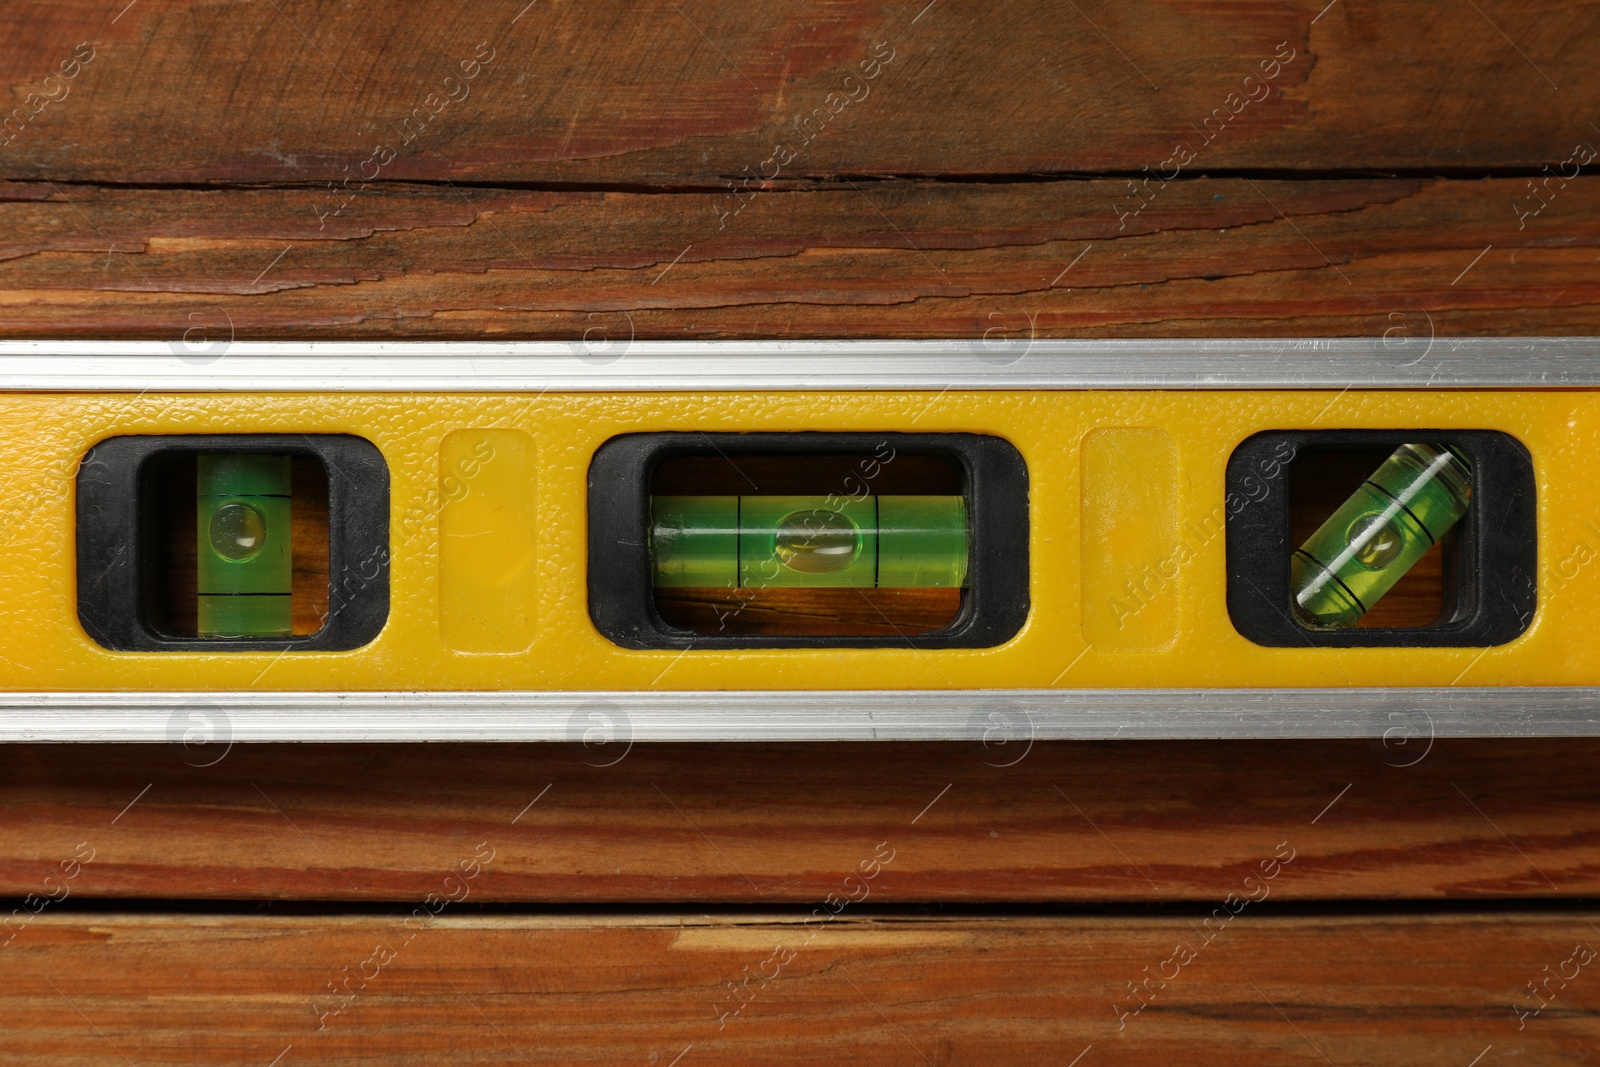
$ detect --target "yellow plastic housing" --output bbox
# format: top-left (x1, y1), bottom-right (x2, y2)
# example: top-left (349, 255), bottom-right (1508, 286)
top-left (0, 390), bottom-right (1587, 691)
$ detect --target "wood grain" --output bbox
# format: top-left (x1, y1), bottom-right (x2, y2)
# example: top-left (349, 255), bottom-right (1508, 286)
top-left (2, 1), bottom-right (1598, 184)
top-left (0, 739), bottom-right (1592, 902)
top-left (1, 175), bottom-right (1596, 338)
top-left (1, 912), bottom-right (1594, 1065)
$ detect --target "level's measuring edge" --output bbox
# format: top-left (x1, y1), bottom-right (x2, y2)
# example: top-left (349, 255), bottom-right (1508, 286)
top-left (0, 688), bottom-right (1594, 741)
top-left (0, 339), bottom-right (1598, 390)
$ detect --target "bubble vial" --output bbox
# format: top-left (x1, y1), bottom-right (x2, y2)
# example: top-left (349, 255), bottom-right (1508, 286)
top-left (650, 495), bottom-right (968, 590)
top-left (1290, 443), bottom-right (1472, 629)
top-left (196, 454), bottom-right (293, 637)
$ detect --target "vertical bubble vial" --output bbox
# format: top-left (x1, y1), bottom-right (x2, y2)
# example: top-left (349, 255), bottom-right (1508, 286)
top-left (196, 454), bottom-right (293, 637)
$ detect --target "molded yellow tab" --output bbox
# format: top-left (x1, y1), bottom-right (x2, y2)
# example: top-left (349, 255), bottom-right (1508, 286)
top-left (1080, 429), bottom-right (1179, 650)
top-left (439, 429), bottom-right (536, 653)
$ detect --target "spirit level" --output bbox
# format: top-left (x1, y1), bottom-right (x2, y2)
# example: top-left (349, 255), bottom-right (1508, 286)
top-left (2, 338), bottom-right (1600, 742)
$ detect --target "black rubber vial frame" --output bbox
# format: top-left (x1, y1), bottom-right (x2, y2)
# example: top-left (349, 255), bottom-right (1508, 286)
top-left (1225, 429), bottom-right (1536, 648)
top-left (76, 433), bottom-right (390, 652)
top-left (588, 431), bottom-right (1031, 650)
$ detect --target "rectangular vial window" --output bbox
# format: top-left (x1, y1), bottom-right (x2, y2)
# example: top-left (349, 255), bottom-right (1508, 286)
top-left (76, 434), bottom-right (389, 652)
top-left (587, 433), bottom-right (1029, 650)
top-left (1226, 430), bottom-right (1535, 648)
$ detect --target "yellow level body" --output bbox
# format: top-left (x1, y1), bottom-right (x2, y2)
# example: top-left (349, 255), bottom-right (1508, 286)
top-left (0, 388), bottom-right (1590, 692)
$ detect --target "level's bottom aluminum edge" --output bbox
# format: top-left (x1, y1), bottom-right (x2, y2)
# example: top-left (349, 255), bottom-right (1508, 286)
top-left (0, 688), bottom-right (1592, 741)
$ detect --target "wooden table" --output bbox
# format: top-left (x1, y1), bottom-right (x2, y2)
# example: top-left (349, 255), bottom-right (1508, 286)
top-left (3, 1), bottom-right (1599, 1062)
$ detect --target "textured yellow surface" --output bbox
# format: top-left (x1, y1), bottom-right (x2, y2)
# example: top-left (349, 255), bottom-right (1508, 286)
top-left (0, 390), bottom-right (1586, 691)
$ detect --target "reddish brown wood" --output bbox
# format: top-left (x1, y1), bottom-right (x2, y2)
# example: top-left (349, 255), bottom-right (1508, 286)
top-left (0, 912), bottom-right (1594, 1064)
top-left (0, 175), bottom-right (1596, 338)
top-left (0, 739), bottom-right (1592, 903)
top-left (2, 1), bottom-right (1597, 184)
top-left (655, 586), bottom-right (964, 636)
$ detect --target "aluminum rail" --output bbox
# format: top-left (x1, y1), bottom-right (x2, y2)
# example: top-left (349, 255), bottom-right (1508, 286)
top-left (0, 338), bottom-right (1597, 390)
top-left (0, 688), bottom-right (1594, 743)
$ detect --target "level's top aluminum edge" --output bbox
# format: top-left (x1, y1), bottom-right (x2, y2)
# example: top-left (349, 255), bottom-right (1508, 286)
top-left (0, 338), bottom-right (1595, 390)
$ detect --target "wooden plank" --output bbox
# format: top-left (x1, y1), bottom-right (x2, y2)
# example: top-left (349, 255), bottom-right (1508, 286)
top-left (0, 739), bottom-right (1593, 902)
top-left (2, 2), bottom-right (1598, 183)
top-left (1, 912), bottom-right (1594, 1064)
top-left (0, 174), bottom-right (1597, 337)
